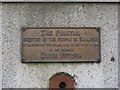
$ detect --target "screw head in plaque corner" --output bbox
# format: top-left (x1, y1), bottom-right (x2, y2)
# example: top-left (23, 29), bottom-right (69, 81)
top-left (96, 27), bottom-right (100, 32)
top-left (21, 27), bottom-right (27, 32)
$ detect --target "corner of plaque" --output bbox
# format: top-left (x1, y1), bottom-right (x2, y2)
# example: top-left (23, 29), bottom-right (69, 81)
top-left (96, 27), bottom-right (100, 32)
top-left (21, 27), bottom-right (27, 32)
top-left (96, 57), bottom-right (101, 63)
top-left (21, 58), bottom-right (25, 63)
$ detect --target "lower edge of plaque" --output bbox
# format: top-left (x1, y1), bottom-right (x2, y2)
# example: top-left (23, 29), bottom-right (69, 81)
top-left (21, 60), bottom-right (101, 63)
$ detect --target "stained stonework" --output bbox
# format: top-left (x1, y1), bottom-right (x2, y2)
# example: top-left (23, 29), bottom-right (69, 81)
top-left (0, 2), bottom-right (2, 90)
top-left (1, 3), bottom-right (118, 88)
top-left (0, 0), bottom-right (119, 2)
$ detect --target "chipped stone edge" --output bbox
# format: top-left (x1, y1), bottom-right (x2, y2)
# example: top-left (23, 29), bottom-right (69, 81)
top-left (0, 0), bottom-right (119, 2)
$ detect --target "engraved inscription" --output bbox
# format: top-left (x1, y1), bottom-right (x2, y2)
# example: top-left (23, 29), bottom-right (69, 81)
top-left (22, 27), bottom-right (100, 62)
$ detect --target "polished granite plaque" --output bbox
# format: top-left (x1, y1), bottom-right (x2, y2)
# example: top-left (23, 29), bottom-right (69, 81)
top-left (21, 27), bottom-right (100, 62)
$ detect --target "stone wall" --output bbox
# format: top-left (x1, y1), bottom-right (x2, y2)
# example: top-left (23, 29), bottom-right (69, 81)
top-left (118, 3), bottom-right (120, 90)
top-left (1, 0), bottom-right (119, 2)
top-left (0, 2), bottom-right (2, 90)
top-left (2, 3), bottom-right (118, 88)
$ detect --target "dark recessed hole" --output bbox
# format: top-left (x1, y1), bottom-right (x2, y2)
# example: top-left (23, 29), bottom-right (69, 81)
top-left (59, 82), bottom-right (66, 88)
top-left (111, 57), bottom-right (115, 62)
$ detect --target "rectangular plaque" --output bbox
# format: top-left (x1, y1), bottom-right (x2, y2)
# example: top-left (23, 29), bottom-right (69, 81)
top-left (21, 27), bottom-right (100, 62)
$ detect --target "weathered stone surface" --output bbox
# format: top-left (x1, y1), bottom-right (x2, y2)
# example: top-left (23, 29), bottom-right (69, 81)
top-left (118, 3), bottom-right (120, 90)
top-left (0, 2), bottom-right (2, 90)
top-left (2, 3), bottom-right (118, 88)
top-left (0, 0), bottom-right (119, 2)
